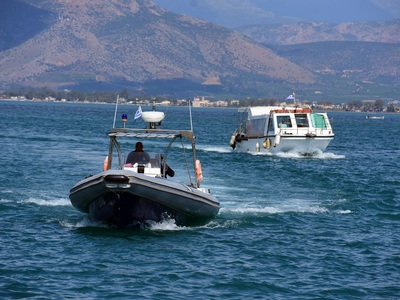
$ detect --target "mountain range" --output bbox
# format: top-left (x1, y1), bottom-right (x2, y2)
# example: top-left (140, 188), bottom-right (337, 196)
top-left (152, 0), bottom-right (400, 27)
top-left (0, 0), bottom-right (399, 100)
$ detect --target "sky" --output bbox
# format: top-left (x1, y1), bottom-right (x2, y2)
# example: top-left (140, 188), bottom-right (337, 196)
top-left (152, 0), bottom-right (400, 27)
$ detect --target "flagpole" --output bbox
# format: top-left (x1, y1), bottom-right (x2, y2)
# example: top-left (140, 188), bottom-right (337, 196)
top-left (293, 91), bottom-right (296, 106)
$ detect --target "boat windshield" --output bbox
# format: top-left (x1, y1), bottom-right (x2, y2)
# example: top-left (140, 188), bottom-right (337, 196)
top-left (311, 114), bottom-right (328, 129)
top-left (123, 152), bottom-right (163, 177)
top-left (124, 152), bottom-right (162, 168)
top-left (295, 114), bottom-right (309, 127)
top-left (246, 117), bottom-right (267, 136)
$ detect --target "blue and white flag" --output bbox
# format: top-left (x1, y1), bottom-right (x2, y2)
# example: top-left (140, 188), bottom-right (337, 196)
top-left (286, 94), bottom-right (294, 100)
top-left (134, 105), bottom-right (142, 120)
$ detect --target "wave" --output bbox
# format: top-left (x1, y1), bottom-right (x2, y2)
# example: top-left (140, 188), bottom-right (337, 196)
top-left (60, 216), bottom-right (109, 229)
top-left (196, 145), bottom-right (232, 153)
top-left (221, 205), bottom-right (329, 214)
top-left (19, 197), bottom-right (71, 207)
top-left (335, 209), bottom-right (353, 214)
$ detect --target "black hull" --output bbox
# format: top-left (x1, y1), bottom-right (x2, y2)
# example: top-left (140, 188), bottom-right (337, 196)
top-left (70, 170), bottom-right (220, 228)
top-left (89, 192), bottom-right (210, 228)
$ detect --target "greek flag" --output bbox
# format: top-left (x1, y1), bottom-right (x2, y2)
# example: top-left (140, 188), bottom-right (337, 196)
top-left (286, 94), bottom-right (294, 100)
top-left (134, 105), bottom-right (142, 120)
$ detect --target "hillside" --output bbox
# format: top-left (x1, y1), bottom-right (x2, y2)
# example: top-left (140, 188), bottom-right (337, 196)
top-left (270, 41), bottom-right (400, 83)
top-left (0, 0), bottom-right (314, 95)
top-left (238, 20), bottom-right (400, 45)
top-left (152, 0), bottom-right (398, 27)
top-left (0, 0), bottom-right (56, 52)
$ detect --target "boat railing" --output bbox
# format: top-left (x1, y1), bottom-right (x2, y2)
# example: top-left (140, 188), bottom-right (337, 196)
top-left (270, 108), bottom-right (312, 114)
top-left (278, 126), bottom-right (330, 136)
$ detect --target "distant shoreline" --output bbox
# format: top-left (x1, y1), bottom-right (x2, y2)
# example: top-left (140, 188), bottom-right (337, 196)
top-left (1, 98), bottom-right (397, 114)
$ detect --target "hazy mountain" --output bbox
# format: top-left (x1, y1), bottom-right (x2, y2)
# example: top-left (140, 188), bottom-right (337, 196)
top-left (238, 20), bottom-right (400, 45)
top-left (0, 0), bottom-right (56, 52)
top-left (0, 0), bottom-right (314, 95)
top-left (1, 0), bottom-right (399, 100)
top-left (152, 0), bottom-right (400, 28)
top-left (270, 41), bottom-right (400, 83)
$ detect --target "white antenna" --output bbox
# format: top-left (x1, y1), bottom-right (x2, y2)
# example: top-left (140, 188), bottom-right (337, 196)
top-left (113, 95), bottom-right (119, 128)
top-left (189, 99), bottom-right (193, 132)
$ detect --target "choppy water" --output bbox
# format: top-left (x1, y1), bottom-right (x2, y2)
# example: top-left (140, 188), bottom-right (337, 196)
top-left (1, 100), bottom-right (399, 299)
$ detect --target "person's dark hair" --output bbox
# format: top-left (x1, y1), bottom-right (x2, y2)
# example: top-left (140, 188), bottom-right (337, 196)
top-left (135, 142), bottom-right (143, 151)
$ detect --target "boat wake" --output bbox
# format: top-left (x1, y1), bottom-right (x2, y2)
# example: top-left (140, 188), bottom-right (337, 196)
top-left (60, 215), bottom-right (221, 231)
top-left (146, 218), bottom-right (186, 231)
top-left (219, 200), bottom-right (353, 217)
top-left (221, 205), bottom-right (329, 215)
top-left (173, 144), bottom-right (345, 160)
top-left (252, 150), bottom-right (345, 159)
top-left (196, 145), bottom-right (232, 153)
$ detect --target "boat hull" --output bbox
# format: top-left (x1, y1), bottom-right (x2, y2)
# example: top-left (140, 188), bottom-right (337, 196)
top-left (234, 135), bottom-right (333, 155)
top-left (69, 170), bottom-right (220, 228)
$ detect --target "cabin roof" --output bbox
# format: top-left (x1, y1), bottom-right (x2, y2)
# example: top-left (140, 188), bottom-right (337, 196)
top-left (239, 106), bottom-right (312, 118)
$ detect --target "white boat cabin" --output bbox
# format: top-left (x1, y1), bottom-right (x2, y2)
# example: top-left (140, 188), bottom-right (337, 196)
top-left (230, 106), bottom-right (334, 154)
top-left (236, 106), bottom-right (332, 137)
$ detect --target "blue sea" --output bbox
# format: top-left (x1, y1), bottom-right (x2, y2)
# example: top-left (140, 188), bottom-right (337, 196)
top-left (1, 100), bottom-right (399, 299)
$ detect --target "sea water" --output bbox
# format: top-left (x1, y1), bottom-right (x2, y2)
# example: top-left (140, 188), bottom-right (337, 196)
top-left (0, 101), bottom-right (399, 299)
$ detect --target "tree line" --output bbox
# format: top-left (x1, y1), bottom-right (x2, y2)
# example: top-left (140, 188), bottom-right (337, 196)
top-left (1, 87), bottom-right (395, 112)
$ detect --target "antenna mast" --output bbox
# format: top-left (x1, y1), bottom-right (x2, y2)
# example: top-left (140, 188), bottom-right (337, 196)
top-left (113, 95), bottom-right (119, 128)
top-left (189, 99), bottom-right (193, 132)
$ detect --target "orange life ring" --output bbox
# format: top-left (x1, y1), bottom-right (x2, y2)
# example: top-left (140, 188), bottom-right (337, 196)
top-left (103, 156), bottom-right (109, 171)
top-left (195, 160), bottom-right (203, 182)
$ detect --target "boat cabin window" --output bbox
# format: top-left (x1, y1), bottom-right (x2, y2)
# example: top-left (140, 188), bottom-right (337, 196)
top-left (311, 114), bottom-right (327, 129)
top-left (295, 114), bottom-right (309, 127)
top-left (277, 116), bottom-right (292, 128)
top-left (246, 117), bottom-right (267, 136)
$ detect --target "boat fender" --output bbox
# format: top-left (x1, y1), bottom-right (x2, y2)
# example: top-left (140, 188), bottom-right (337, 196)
top-left (263, 138), bottom-right (271, 149)
top-left (103, 156), bottom-right (109, 171)
top-left (275, 134), bottom-right (281, 146)
top-left (229, 134), bottom-right (236, 149)
top-left (195, 160), bottom-right (203, 182)
top-left (256, 142), bottom-right (260, 152)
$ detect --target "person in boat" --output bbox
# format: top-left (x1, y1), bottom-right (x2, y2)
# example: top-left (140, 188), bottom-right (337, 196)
top-left (278, 121), bottom-right (287, 128)
top-left (278, 117), bottom-right (289, 128)
top-left (126, 142), bottom-right (150, 164)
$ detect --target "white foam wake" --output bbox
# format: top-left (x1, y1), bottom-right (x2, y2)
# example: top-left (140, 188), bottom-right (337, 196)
top-left (20, 197), bottom-right (71, 206)
top-left (196, 145), bottom-right (232, 153)
top-left (251, 150), bottom-right (345, 159)
top-left (221, 205), bottom-right (329, 214)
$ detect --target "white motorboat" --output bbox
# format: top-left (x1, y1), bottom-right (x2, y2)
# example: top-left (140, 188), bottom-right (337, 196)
top-left (70, 102), bottom-right (220, 228)
top-left (230, 102), bottom-right (334, 155)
